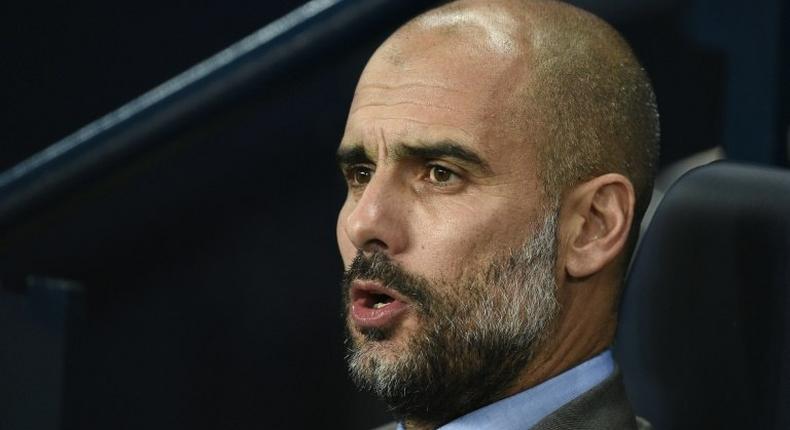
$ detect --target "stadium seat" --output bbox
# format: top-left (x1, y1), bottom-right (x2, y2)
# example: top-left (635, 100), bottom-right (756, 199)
top-left (615, 161), bottom-right (790, 430)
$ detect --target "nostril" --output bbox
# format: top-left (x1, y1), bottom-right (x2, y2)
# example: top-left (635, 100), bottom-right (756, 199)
top-left (362, 239), bottom-right (388, 253)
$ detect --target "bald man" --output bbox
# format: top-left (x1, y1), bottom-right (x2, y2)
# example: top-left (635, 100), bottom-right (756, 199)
top-left (336, 0), bottom-right (659, 429)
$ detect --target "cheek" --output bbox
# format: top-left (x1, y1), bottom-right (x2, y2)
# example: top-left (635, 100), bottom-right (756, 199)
top-left (408, 189), bottom-right (540, 276)
top-left (407, 204), bottom-right (506, 275)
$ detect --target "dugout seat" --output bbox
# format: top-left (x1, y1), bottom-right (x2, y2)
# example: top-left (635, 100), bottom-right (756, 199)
top-left (615, 161), bottom-right (790, 429)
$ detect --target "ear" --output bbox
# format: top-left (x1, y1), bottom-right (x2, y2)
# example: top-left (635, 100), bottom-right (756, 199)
top-left (562, 174), bottom-right (635, 278)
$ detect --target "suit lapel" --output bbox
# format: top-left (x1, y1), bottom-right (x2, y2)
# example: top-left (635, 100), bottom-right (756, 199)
top-left (530, 369), bottom-right (642, 430)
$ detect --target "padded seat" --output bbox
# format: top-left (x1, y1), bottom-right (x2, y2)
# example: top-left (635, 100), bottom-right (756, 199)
top-left (615, 161), bottom-right (790, 430)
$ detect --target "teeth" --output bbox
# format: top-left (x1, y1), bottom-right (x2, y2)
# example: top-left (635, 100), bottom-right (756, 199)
top-left (373, 302), bottom-right (389, 309)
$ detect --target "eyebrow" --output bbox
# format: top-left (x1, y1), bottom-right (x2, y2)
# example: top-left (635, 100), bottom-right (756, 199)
top-left (395, 141), bottom-right (491, 173)
top-left (337, 140), bottom-right (491, 174)
top-left (336, 145), bottom-right (372, 167)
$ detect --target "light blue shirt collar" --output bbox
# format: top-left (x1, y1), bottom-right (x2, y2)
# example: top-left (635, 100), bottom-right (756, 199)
top-left (395, 350), bottom-right (614, 430)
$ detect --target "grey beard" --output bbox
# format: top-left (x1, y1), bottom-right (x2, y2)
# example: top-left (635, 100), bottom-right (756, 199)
top-left (343, 210), bottom-right (560, 427)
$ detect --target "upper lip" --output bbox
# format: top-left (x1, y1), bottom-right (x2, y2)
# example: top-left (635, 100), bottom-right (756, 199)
top-left (350, 279), bottom-right (410, 304)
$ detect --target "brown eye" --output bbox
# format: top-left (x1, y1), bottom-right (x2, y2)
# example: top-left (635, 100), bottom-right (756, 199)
top-left (351, 166), bottom-right (373, 185)
top-left (429, 165), bottom-right (455, 183)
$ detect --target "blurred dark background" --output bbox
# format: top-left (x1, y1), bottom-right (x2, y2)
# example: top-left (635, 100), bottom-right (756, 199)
top-left (0, 0), bottom-right (787, 429)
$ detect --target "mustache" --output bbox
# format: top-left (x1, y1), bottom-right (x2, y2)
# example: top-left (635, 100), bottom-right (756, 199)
top-left (342, 251), bottom-right (431, 309)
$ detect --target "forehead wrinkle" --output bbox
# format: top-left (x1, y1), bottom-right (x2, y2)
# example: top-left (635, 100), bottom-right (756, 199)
top-left (350, 116), bottom-right (477, 142)
top-left (351, 83), bottom-right (471, 115)
top-left (356, 83), bottom-right (464, 93)
top-left (374, 127), bottom-right (390, 162)
top-left (350, 101), bottom-right (465, 116)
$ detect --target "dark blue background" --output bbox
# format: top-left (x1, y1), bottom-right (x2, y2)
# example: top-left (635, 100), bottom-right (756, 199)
top-left (0, 0), bottom-right (787, 429)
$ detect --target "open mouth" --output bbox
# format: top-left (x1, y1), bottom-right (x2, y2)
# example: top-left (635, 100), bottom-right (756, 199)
top-left (349, 281), bottom-right (409, 329)
top-left (368, 293), bottom-right (395, 309)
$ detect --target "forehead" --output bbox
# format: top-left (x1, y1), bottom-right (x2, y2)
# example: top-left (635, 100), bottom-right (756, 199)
top-left (342, 29), bottom-right (529, 162)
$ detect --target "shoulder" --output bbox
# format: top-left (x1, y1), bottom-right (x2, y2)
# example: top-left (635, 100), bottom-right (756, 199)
top-left (370, 422), bottom-right (398, 430)
top-left (531, 368), bottom-right (648, 430)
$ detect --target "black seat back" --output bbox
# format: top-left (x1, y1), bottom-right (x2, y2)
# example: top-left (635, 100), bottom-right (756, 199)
top-left (615, 161), bottom-right (790, 429)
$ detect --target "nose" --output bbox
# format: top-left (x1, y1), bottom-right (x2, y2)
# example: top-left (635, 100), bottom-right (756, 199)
top-left (342, 173), bottom-right (408, 256)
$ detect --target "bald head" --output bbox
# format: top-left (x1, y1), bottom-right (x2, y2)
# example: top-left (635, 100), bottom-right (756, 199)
top-left (365, 0), bottom-right (659, 253)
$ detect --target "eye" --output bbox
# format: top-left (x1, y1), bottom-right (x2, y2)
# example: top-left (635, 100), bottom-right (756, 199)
top-left (347, 165), bottom-right (374, 186)
top-left (428, 165), bottom-right (458, 184)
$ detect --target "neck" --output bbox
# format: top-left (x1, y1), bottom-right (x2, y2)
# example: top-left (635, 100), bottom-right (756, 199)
top-left (504, 275), bottom-right (618, 396)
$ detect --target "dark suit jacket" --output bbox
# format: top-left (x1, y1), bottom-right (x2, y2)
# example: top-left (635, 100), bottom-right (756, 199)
top-left (371, 369), bottom-right (650, 430)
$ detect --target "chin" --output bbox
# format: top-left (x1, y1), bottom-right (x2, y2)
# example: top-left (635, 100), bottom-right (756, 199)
top-left (348, 320), bottom-right (414, 356)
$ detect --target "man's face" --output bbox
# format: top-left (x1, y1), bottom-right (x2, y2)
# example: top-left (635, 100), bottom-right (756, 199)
top-left (336, 29), bottom-right (557, 422)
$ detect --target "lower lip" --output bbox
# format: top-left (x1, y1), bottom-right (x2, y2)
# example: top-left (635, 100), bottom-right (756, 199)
top-left (351, 299), bottom-right (409, 329)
